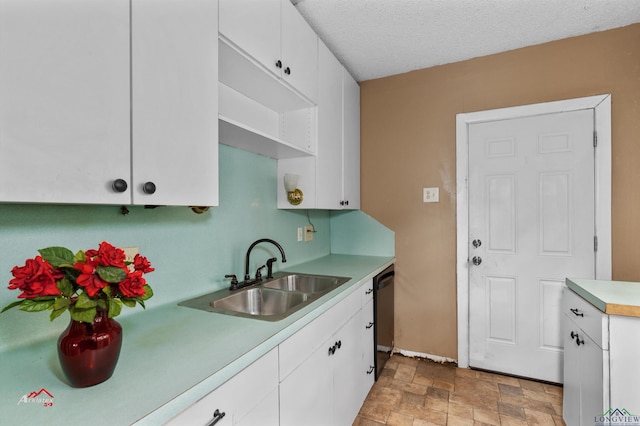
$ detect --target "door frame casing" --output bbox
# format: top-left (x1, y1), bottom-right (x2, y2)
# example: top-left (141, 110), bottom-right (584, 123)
top-left (456, 95), bottom-right (612, 368)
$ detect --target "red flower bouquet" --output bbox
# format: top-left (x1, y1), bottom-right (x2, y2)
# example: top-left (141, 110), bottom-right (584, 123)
top-left (2, 242), bottom-right (154, 323)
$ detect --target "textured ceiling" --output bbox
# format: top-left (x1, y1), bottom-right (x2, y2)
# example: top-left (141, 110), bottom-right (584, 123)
top-left (292, 0), bottom-right (640, 82)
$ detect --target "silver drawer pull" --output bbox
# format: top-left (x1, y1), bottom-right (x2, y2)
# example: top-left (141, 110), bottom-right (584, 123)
top-left (570, 308), bottom-right (584, 317)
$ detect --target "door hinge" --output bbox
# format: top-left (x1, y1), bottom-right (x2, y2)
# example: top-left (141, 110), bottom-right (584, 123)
top-left (594, 236), bottom-right (598, 252)
top-left (593, 131), bottom-right (598, 147)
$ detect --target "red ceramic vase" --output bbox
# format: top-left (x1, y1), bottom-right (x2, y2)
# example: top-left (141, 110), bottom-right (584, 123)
top-left (57, 309), bottom-right (123, 388)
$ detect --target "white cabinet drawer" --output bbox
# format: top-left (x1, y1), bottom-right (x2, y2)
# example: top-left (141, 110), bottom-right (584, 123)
top-left (563, 288), bottom-right (609, 349)
top-left (279, 286), bottom-right (361, 381)
top-left (167, 348), bottom-right (278, 426)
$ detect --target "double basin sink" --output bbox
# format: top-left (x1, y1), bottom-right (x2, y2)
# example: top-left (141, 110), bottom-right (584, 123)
top-left (179, 273), bottom-right (351, 321)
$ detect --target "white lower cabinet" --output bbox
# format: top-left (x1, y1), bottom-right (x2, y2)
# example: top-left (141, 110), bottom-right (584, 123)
top-left (279, 281), bottom-right (374, 426)
top-left (166, 348), bottom-right (279, 426)
top-left (168, 280), bottom-right (376, 426)
top-left (563, 288), bottom-right (640, 425)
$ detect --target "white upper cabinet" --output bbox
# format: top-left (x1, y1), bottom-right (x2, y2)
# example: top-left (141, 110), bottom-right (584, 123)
top-left (219, 0), bottom-right (318, 103)
top-left (131, 0), bottom-right (218, 207)
top-left (0, 0), bottom-right (218, 206)
top-left (279, 0), bottom-right (319, 103)
top-left (218, 0), bottom-right (281, 78)
top-left (278, 41), bottom-right (360, 209)
top-left (342, 69), bottom-right (361, 209)
top-left (0, 0), bottom-right (131, 204)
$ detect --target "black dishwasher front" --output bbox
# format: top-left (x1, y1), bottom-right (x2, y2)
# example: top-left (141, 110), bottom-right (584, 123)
top-left (373, 264), bottom-right (395, 380)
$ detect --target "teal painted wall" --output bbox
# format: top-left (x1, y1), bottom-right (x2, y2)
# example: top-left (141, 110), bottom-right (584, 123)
top-left (330, 210), bottom-right (395, 257)
top-left (0, 145), bottom-right (330, 350)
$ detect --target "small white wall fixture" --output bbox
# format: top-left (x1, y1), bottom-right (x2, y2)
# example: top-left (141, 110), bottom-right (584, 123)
top-left (455, 94), bottom-right (612, 368)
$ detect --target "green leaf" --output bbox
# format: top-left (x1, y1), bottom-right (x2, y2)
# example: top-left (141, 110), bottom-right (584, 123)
top-left (1, 300), bottom-right (25, 314)
top-left (38, 247), bottom-right (75, 268)
top-left (96, 299), bottom-right (108, 311)
top-left (75, 292), bottom-right (97, 309)
top-left (57, 277), bottom-right (75, 297)
top-left (102, 285), bottom-right (112, 297)
top-left (70, 306), bottom-right (96, 323)
top-left (140, 285), bottom-right (154, 301)
top-left (18, 299), bottom-right (55, 312)
top-left (96, 266), bottom-right (126, 283)
top-left (108, 299), bottom-right (122, 318)
top-left (53, 298), bottom-right (70, 310)
top-left (137, 299), bottom-right (146, 310)
top-left (120, 298), bottom-right (136, 308)
top-left (73, 250), bottom-right (86, 264)
top-left (50, 306), bottom-right (68, 321)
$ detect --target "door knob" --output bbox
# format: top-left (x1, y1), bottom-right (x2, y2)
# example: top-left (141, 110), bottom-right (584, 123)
top-left (472, 239), bottom-right (482, 248)
top-left (472, 256), bottom-right (482, 266)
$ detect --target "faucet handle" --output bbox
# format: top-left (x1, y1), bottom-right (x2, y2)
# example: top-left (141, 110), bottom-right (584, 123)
top-left (255, 265), bottom-right (266, 280)
top-left (225, 274), bottom-right (239, 290)
top-left (266, 257), bottom-right (277, 279)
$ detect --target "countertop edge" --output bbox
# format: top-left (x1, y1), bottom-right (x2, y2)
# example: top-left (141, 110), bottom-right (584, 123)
top-left (566, 278), bottom-right (640, 318)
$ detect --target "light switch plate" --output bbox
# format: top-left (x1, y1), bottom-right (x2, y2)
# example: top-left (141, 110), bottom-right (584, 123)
top-left (297, 227), bottom-right (303, 242)
top-left (423, 187), bottom-right (439, 203)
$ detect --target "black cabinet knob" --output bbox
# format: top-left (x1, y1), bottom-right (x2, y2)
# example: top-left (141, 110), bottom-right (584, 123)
top-left (275, 60), bottom-right (282, 69)
top-left (284, 67), bottom-right (291, 75)
top-left (570, 308), bottom-right (584, 317)
top-left (143, 181), bottom-right (156, 194)
top-left (112, 179), bottom-right (128, 193)
top-left (207, 409), bottom-right (226, 426)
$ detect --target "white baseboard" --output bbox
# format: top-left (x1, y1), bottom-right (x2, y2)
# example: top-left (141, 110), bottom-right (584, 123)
top-left (394, 348), bottom-right (457, 365)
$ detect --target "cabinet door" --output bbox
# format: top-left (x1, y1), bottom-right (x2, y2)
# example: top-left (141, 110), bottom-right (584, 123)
top-left (131, 0), bottom-right (218, 206)
top-left (333, 310), bottom-right (366, 425)
top-left (562, 313), bottom-right (581, 426)
top-left (0, 0), bottom-right (131, 204)
top-left (236, 388), bottom-right (279, 426)
top-left (342, 69), bottom-right (361, 209)
top-left (279, 339), bottom-right (333, 426)
top-left (580, 332), bottom-right (606, 423)
top-left (315, 41), bottom-right (344, 209)
top-left (280, 0), bottom-right (318, 102)
top-left (218, 0), bottom-right (281, 78)
top-left (167, 349), bottom-right (278, 426)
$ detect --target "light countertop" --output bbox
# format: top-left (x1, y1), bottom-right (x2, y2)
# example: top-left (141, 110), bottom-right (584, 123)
top-left (0, 254), bottom-right (394, 426)
top-left (566, 278), bottom-right (640, 317)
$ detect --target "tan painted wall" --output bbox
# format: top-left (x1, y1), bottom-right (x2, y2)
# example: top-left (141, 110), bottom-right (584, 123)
top-left (360, 23), bottom-right (640, 360)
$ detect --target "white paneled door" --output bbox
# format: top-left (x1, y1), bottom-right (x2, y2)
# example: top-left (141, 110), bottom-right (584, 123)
top-left (468, 110), bottom-right (595, 383)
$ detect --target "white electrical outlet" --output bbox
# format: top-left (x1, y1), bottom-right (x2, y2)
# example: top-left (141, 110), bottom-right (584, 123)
top-left (304, 225), bottom-right (314, 242)
top-left (123, 246), bottom-right (139, 263)
top-left (297, 227), bottom-right (303, 242)
top-left (423, 187), bottom-right (439, 203)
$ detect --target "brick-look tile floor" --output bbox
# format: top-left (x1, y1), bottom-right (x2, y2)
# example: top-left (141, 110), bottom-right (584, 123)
top-left (353, 354), bottom-right (565, 426)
